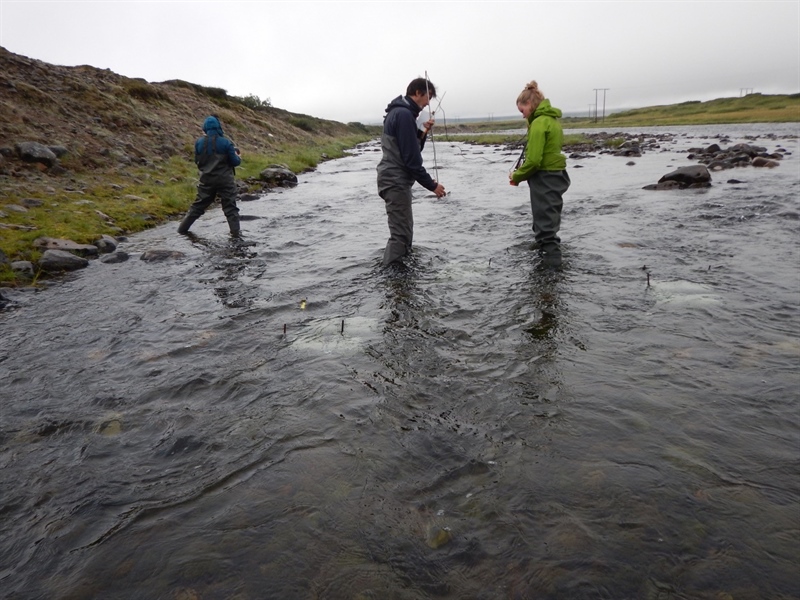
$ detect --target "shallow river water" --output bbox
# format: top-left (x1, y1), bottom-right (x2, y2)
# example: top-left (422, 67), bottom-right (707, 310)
top-left (1, 123), bottom-right (799, 599)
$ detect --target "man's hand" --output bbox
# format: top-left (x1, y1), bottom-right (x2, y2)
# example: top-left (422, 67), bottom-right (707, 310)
top-left (508, 173), bottom-right (518, 186)
top-left (423, 119), bottom-right (435, 132)
top-left (433, 182), bottom-right (446, 198)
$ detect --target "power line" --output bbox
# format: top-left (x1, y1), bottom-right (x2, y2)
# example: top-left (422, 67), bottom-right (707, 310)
top-left (593, 88), bottom-right (610, 122)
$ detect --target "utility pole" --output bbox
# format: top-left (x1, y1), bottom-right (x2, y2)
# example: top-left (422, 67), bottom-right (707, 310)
top-left (740, 88), bottom-right (754, 97)
top-left (595, 88), bottom-right (610, 122)
top-left (593, 89), bottom-right (599, 122)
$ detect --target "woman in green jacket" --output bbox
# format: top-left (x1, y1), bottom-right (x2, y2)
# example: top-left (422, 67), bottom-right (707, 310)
top-left (509, 81), bottom-right (570, 268)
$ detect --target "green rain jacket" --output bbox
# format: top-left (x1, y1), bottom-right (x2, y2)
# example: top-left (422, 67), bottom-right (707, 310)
top-left (511, 99), bottom-right (567, 184)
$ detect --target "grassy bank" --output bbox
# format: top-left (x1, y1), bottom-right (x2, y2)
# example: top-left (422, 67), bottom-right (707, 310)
top-left (0, 134), bottom-right (373, 285)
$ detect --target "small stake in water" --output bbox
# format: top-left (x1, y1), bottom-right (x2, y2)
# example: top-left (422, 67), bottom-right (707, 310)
top-left (283, 323), bottom-right (287, 335)
top-left (341, 320), bottom-right (344, 334)
top-left (647, 273), bottom-right (651, 287)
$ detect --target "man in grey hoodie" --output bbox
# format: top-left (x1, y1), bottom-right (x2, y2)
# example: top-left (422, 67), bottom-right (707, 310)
top-left (376, 78), bottom-right (446, 267)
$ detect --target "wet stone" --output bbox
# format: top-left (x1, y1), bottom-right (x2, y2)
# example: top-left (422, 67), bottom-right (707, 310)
top-left (426, 525), bottom-right (452, 549)
top-left (140, 249), bottom-right (186, 262)
top-left (38, 249), bottom-right (89, 272)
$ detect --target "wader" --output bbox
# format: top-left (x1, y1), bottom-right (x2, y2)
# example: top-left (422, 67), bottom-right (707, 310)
top-left (179, 135), bottom-right (240, 236)
top-left (529, 169), bottom-right (570, 267)
top-left (380, 185), bottom-right (414, 267)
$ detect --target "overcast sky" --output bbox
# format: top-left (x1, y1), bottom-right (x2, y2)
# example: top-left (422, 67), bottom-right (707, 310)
top-left (1, 1), bottom-right (798, 123)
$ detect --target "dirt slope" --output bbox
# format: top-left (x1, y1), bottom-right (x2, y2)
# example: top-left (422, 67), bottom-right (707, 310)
top-left (0, 45), bottom-right (362, 179)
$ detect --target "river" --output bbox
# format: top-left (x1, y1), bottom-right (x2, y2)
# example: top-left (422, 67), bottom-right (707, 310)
top-left (1, 123), bottom-right (798, 599)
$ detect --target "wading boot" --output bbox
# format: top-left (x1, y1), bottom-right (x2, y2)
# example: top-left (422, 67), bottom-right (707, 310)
top-left (227, 215), bottom-right (240, 238)
top-left (177, 214), bottom-right (197, 235)
top-left (540, 243), bottom-right (562, 270)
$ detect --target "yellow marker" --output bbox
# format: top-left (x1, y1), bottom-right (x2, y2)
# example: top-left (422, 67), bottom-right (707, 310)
top-left (300, 299), bottom-right (306, 310)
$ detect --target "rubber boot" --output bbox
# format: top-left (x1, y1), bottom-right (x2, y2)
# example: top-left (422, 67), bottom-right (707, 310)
top-left (227, 214), bottom-right (240, 238)
top-left (177, 214), bottom-right (197, 235)
top-left (540, 242), bottom-right (562, 270)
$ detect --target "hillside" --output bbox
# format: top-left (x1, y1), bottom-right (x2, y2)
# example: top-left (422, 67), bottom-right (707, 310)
top-left (0, 47), bottom-right (369, 168)
top-left (0, 47), bottom-right (375, 282)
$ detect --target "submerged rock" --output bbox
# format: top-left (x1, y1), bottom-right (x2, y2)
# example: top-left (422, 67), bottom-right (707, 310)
top-left (99, 251), bottom-right (129, 264)
top-left (426, 525), bottom-right (452, 549)
top-left (140, 249), bottom-right (186, 262)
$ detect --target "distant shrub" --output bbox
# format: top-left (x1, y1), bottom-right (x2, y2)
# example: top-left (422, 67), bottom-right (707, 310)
top-left (124, 80), bottom-right (170, 103)
top-left (289, 117), bottom-right (316, 132)
top-left (232, 94), bottom-right (272, 110)
top-left (161, 80), bottom-right (228, 100)
top-left (162, 79), bottom-right (194, 90)
top-left (199, 86), bottom-right (228, 100)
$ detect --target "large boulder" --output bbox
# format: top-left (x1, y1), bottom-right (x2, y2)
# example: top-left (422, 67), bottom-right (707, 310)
top-left (38, 249), bottom-right (89, 272)
top-left (643, 165), bottom-right (713, 191)
top-left (259, 165), bottom-right (298, 187)
top-left (15, 141), bottom-right (58, 167)
top-left (658, 165), bottom-right (712, 187)
top-left (752, 156), bottom-right (780, 168)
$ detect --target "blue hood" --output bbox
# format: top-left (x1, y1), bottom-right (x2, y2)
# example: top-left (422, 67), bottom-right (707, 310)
top-left (202, 116), bottom-right (224, 136)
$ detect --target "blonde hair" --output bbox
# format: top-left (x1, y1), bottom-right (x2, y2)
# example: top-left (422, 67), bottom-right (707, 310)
top-left (516, 80), bottom-right (545, 109)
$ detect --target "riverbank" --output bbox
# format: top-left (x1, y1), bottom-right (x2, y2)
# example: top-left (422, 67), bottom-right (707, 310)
top-left (0, 46), bottom-right (378, 285)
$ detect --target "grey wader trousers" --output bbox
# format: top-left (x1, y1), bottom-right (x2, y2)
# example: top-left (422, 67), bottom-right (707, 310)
top-left (528, 170), bottom-right (570, 264)
top-left (179, 174), bottom-right (240, 235)
top-left (380, 185), bottom-right (414, 267)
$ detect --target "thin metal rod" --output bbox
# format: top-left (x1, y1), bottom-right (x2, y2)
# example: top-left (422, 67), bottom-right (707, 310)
top-left (424, 70), bottom-right (439, 182)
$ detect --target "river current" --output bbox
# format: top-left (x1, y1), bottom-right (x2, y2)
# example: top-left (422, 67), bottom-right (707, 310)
top-left (1, 123), bottom-right (798, 599)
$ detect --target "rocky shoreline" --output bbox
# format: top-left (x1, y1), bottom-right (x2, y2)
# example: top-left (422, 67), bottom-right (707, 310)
top-left (559, 131), bottom-right (787, 189)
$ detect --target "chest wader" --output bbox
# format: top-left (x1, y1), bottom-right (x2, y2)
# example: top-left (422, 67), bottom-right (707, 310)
top-left (528, 169), bottom-right (570, 268)
top-left (178, 136), bottom-right (241, 236)
top-left (377, 131), bottom-right (421, 267)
